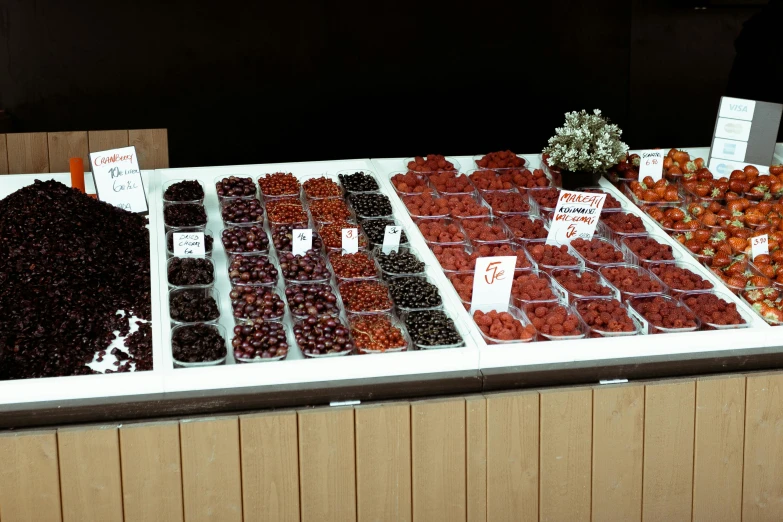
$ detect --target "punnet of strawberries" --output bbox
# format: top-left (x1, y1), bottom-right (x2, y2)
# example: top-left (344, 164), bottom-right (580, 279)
top-left (628, 176), bottom-right (681, 204)
top-left (742, 286), bottom-right (783, 324)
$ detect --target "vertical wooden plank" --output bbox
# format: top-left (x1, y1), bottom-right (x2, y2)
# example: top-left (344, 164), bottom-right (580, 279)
top-left (88, 129), bottom-right (129, 153)
top-left (743, 372), bottom-right (783, 521)
top-left (592, 384), bottom-right (644, 522)
top-left (58, 426), bottom-right (123, 522)
top-left (240, 411), bottom-right (300, 522)
top-left (180, 417), bottom-right (242, 522)
top-left (119, 422), bottom-right (184, 522)
top-left (0, 134), bottom-right (9, 174)
top-left (47, 131), bottom-right (89, 173)
top-left (466, 396), bottom-right (487, 522)
top-left (692, 375), bottom-right (745, 522)
top-left (411, 398), bottom-right (466, 522)
top-left (642, 380), bottom-right (696, 522)
top-left (298, 408), bottom-right (356, 522)
top-left (0, 430), bottom-right (62, 522)
top-left (6, 132), bottom-right (49, 173)
top-left (129, 128), bottom-right (169, 169)
top-left (355, 403), bottom-right (411, 522)
top-left (539, 388), bottom-right (592, 522)
top-left (486, 391), bottom-right (538, 522)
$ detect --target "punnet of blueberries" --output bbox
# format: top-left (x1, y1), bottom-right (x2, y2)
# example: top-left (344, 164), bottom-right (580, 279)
top-left (172, 324), bottom-right (227, 363)
top-left (361, 218), bottom-right (408, 246)
top-left (339, 171), bottom-right (379, 193)
top-left (349, 193), bottom-right (392, 217)
top-left (164, 180), bottom-right (204, 202)
top-left (389, 277), bottom-right (442, 309)
top-left (376, 249), bottom-right (424, 276)
top-left (404, 310), bottom-right (464, 347)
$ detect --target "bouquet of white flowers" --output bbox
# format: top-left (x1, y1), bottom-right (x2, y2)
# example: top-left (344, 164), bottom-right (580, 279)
top-left (543, 109), bottom-right (628, 174)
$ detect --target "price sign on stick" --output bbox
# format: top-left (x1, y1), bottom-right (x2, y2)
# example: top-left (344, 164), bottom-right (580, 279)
top-left (751, 234), bottom-right (769, 260)
top-left (639, 149), bottom-right (665, 182)
top-left (292, 228), bottom-right (312, 256)
top-left (173, 232), bottom-right (206, 256)
top-left (90, 146), bottom-right (147, 213)
top-left (470, 256), bottom-right (516, 314)
top-left (546, 190), bottom-right (606, 246)
top-left (342, 228), bottom-right (359, 254)
top-left (382, 225), bottom-right (402, 254)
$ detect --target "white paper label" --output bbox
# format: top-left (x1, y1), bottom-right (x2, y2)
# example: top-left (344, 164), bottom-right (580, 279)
top-left (751, 234), bottom-right (769, 260)
top-left (627, 306), bottom-right (650, 334)
top-left (382, 225), bottom-right (402, 254)
top-left (173, 232), bottom-right (206, 256)
top-left (638, 150), bottom-right (665, 182)
top-left (719, 97), bottom-right (756, 122)
top-left (342, 228), bottom-right (359, 254)
top-left (90, 146), bottom-right (147, 213)
top-left (546, 190), bottom-right (606, 246)
top-left (715, 117), bottom-right (752, 141)
top-left (470, 256), bottom-right (516, 313)
top-left (292, 228), bottom-right (312, 256)
top-left (711, 137), bottom-right (748, 162)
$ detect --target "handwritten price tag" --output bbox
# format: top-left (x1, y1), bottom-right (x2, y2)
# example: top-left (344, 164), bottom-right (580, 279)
top-left (342, 228), bottom-right (359, 254)
top-left (546, 190), bottom-right (606, 246)
top-left (751, 234), bottom-right (769, 260)
top-left (173, 232), bottom-right (206, 256)
top-left (292, 228), bottom-right (312, 256)
top-left (639, 149), bottom-right (665, 182)
top-left (90, 146), bottom-right (147, 213)
top-left (382, 225), bottom-right (402, 254)
top-left (470, 256), bottom-right (516, 314)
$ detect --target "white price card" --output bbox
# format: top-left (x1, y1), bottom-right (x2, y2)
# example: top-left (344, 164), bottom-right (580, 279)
top-left (546, 190), bottom-right (606, 246)
top-left (173, 232), bottom-right (206, 256)
top-left (90, 146), bottom-right (147, 213)
top-left (342, 228), bottom-right (359, 254)
top-left (639, 149), bottom-right (665, 182)
top-left (382, 225), bottom-right (402, 254)
top-left (470, 256), bottom-right (516, 314)
top-left (292, 228), bottom-right (312, 256)
top-left (751, 234), bottom-right (769, 260)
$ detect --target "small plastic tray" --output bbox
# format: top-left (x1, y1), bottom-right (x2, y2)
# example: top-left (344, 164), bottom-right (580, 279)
top-left (645, 260), bottom-right (715, 296)
top-left (228, 252), bottom-right (280, 288)
top-left (338, 279), bottom-right (394, 315)
top-left (293, 317), bottom-right (354, 357)
top-left (526, 186), bottom-right (560, 219)
top-left (166, 227), bottom-right (214, 259)
top-left (427, 170), bottom-right (476, 196)
top-left (474, 306), bottom-right (537, 344)
top-left (213, 175), bottom-right (258, 203)
top-left (598, 212), bottom-right (652, 243)
top-left (479, 188), bottom-right (531, 217)
top-left (472, 152), bottom-right (528, 170)
top-left (418, 217), bottom-right (469, 248)
top-left (460, 216), bottom-right (514, 246)
top-left (570, 236), bottom-right (627, 271)
top-left (519, 301), bottom-right (586, 341)
top-left (162, 179), bottom-right (206, 205)
top-left (401, 309), bottom-right (466, 350)
top-left (373, 245), bottom-right (427, 279)
top-left (172, 323), bottom-right (227, 368)
top-left (349, 313), bottom-right (411, 354)
top-left (169, 287), bottom-right (221, 326)
top-left (598, 263), bottom-right (669, 301)
top-left (257, 172), bottom-right (302, 200)
top-left (679, 289), bottom-right (754, 330)
top-left (625, 294), bottom-right (701, 334)
top-left (390, 275), bottom-right (444, 314)
top-left (163, 203), bottom-right (208, 233)
top-left (167, 256), bottom-right (216, 290)
top-left (233, 322), bottom-right (291, 363)
top-left (622, 182), bottom-right (685, 207)
top-left (307, 197), bottom-right (355, 225)
top-left (283, 281), bottom-right (342, 321)
top-left (501, 215), bottom-right (550, 244)
top-left (388, 170), bottom-right (433, 197)
top-left (510, 270), bottom-right (561, 310)
top-left (336, 169), bottom-right (381, 194)
top-left (327, 250), bottom-right (380, 284)
top-left (348, 191), bottom-right (396, 220)
top-left (301, 175), bottom-right (343, 201)
top-left (402, 193), bottom-right (451, 220)
top-left (360, 217), bottom-right (410, 249)
top-left (620, 232), bottom-right (683, 268)
top-left (229, 286), bottom-right (286, 324)
top-left (522, 238), bottom-right (583, 274)
top-left (221, 225), bottom-right (270, 257)
top-left (572, 298), bottom-right (643, 338)
top-left (402, 156), bottom-right (461, 174)
top-left (701, 254), bottom-right (771, 294)
top-left (549, 266), bottom-right (619, 303)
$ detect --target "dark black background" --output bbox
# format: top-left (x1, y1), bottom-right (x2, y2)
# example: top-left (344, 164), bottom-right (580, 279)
top-left (0, 0), bottom-right (779, 168)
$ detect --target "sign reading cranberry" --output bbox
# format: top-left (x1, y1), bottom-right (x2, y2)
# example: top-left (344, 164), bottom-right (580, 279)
top-left (470, 256), bottom-right (516, 313)
top-left (90, 146), bottom-right (147, 213)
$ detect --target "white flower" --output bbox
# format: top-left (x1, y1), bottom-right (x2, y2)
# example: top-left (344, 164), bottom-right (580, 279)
top-left (542, 109), bottom-right (628, 174)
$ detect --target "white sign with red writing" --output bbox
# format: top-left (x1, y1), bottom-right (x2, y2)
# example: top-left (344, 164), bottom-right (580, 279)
top-left (90, 146), bottom-right (147, 213)
top-left (546, 190), bottom-right (606, 246)
top-left (342, 228), bottom-right (359, 254)
top-left (751, 234), bottom-right (769, 260)
top-left (470, 256), bottom-right (516, 314)
top-left (639, 149), bottom-right (665, 182)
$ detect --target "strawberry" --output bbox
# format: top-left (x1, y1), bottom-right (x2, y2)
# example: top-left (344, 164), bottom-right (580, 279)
top-left (762, 307), bottom-right (783, 323)
top-left (745, 289), bottom-right (765, 303)
top-left (712, 251), bottom-right (731, 268)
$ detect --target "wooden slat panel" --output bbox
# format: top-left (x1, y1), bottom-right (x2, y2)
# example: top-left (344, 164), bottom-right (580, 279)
top-left (180, 417), bottom-right (242, 522)
top-left (47, 131), bottom-right (89, 173)
top-left (412, 398), bottom-right (466, 522)
top-left (743, 373), bottom-right (783, 521)
top-left (692, 376), bottom-right (745, 522)
top-left (6, 132), bottom-right (49, 173)
top-left (88, 129), bottom-right (129, 153)
top-left (355, 403), bottom-right (411, 522)
top-left (642, 380), bottom-right (696, 522)
top-left (240, 411), bottom-right (300, 522)
top-left (539, 388), bottom-right (592, 522)
top-left (129, 128), bottom-right (169, 169)
top-left (0, 430), bottom-right (62, 522)
top-left (298, 408), bottom-right (356, 522)
top-left (120, 422), bottom-right (184, 522)
top-left (0, 134), bottom-right (8, 174)
top-left (486, 392), bottom-right (538, 522)
top-left (592, 384), bottom-right (644, 522)
top-left (466, 396), bottom-right (487, 522)
top-left (58, 426), bottom-right (123, 522)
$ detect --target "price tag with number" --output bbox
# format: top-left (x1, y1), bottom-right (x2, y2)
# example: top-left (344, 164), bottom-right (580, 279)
top-left (342, 228), bottom-right (359, 254)
top-left (173, 232), bottom-right (206, 256)
top-left (639, 149), bottom-right (665, 182)
top-left (470, 256), bottom-right (516, 314)
top-left (292, 228), bottom-right (312, 256)
top-left (751, 234), bottom-right (769, 260)
top-left (382, 225), bottom-right (402, 254)
top-left (546, 190), bottom-right (606, 246)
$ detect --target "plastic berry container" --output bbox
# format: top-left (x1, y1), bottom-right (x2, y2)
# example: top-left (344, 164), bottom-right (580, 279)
top-left (511, 271), bottom-right (560, 310)
top-left (466, 168), bottom-right (516, 192)
top-left (432, 244), bottom-right (479, 274)
top-left (401, 309), bottom-right (465, 350)
top-left (598, 263), bottom-right (669, 300)
top-left (257, 172), bottom-right (301, 200)
top-left (403, 155), bottom-right (461, 174)
top-left (621, 233), bottom-right (682, 268)
top-left (460, 216), bottom-right (514, 246)
top-left (348, 192), bottom-right (395, 220)
top-left (569, 237), bottom-right (626, 270)
top-left (163, 203), bottom-right (208, 233)
top-left (479, 188), bottom-right (531, 217)
top-left (389, 275), bottom-right (444, 314)
top-left (403, 192), bottom-right (451, 219)
top-left (221, 225), bottom-right (270, 257)
top-left (702, 253), bottom-right (771, 294)
top-left (472, 152), bottom-right (528, 171)
top-left (307, 197), bottom-right (356, 226)
top-left (172, 323), bottom-right (228, 368)
top-left (283, 282), bottom-right (342, 321)
top-left (679, 289), bottom-right (752, 330)
top-left (623, 182), bottom-right (685, 208)
top-left (626, 294), bottom-right (701, 334)
top-left (520, 301), bottom-right (586, 341)
top-left (162, 179), bottom-right (206, 206)
top-left (388, 170), bottom-right (433, 197)
top-left (641, 205), bottom-right (703, 235)
top-left (373, 245), bottom-right (427, 279)
top-left (349, 313), bottom-right (411, 354)
top-left (572, 298), bottom-right (643, 338)
top-left (442, 193), bottom-right (491, 220)
top-left (233, 322), bottom-right (291, 363)
top-left (229, 285), bottom-right (286, 324)
top-left (279, 250), bottom-right (331, 286)
top-left (293, 315), bottom-right (354, 357)
top-left (301, 175), bottom-right (342, 201)
top-left (427, 170), bottom-right (476, 196)
top-left (213, 175), bottom-right (257, 202)
top-left (166, 227), bottom-right (214, 259)
top-left (338, 279), bottom-right (394, 316)
top-left (739, 287), bottom-right (783, 326)
top-left (522, 238), bottom-right (583, 273)
top-left (167, 256), bottom-right (216, 290)
top-left (501, 215), bottom-right (550, 244)
top-left (168, 287), bottom-right (221, 327)
top-left (360, 217), bottom-right (410, 249)
top-left (527, 186), bottom-right (561, 219)
top-left (264, 196), bottom-right (308, 226)
top-left (598, 212), bottom-right (651, 243)
top-left (472, 241), bottom-right (535, 271)
top-left (417, 217), bottom-right (469, 248)
top-left (327, 250), bottom-right (379, 283)
top-left (473, 306), bottom-right (537, 345)
top-left (336, 169), bottom-right (380, 194)
top-left (319, 221), bottom-right (370, 253)
top-left (220, 198), bottom-right (265, 227)
top-left (646, 260), bottom-right (714, 296)
top-left (549, 266), bottom-right (618, 303)
top-left (574, 186), bottom-right (625, 214)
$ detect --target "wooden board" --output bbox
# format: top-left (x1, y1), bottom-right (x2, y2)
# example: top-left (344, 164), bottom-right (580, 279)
top-left (47, 131), bottom-right (89, 173)
top-left (6, 132), bottom-right (49, 174)
top-left (692, 376), bottom-right (745, 522)
top-left (743, 372), bottom-right (783, 520)
top-left (0, 134), bottom-right (8, 174)
top-left (298, 407), bottom-right (356, 522)
top-left (58, 425), bottom-right (124, 522)
top-left (355, 403), bottom-right (411, 522)
top-left (240, 411), bottom-right (300, 522)
top-left (130, 128), bottom-right (169, 169)
top-left (119, 421), bottom-right (184, 522)
top-left (411, 398), bottom-right (466, 522)
top-left (88, 130), bottom-right (129, 153)
top-left (486, 391), bottom-right (539, 522)
top-left (539, 388), bottom-right (592, 522)
top-left (0, 430), bottom-right (63, 522)
top-left (592, 384), bottom-right (644, 522)
top-left (466, 396), bottom-right (487, 522)
top-left (642, 380), bottom-right (696, 522)
top-left (180, 417), bottom-right (243, 522)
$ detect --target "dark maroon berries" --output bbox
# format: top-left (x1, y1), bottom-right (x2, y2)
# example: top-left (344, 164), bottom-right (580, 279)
top-left (279, 250), bottom-right (331, 283)
top-left (169, 290), bottom-right (220, 323)
top-left (221, 226), bottom-right (269, 254)
top-left (293, 315), bottom-right (353, 356)
top-left (164, 180), bottom-right (204, 202)
top-left (284, 283), bottom-right (340, 319)
top-left (164, 204), bottom-right (207, 228)
top-left (232, 321), bottom-right (289, 360)
top-left (228, 255), bottom-right (278, 286)
top-left (229, 286), bottom-right (286, 321)
top-left (168, 257), bottom-right (214, 286)
top-left (216, 176), bottom-right (255, 199)
top-left (172, 324), bottom-right (226, 363)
